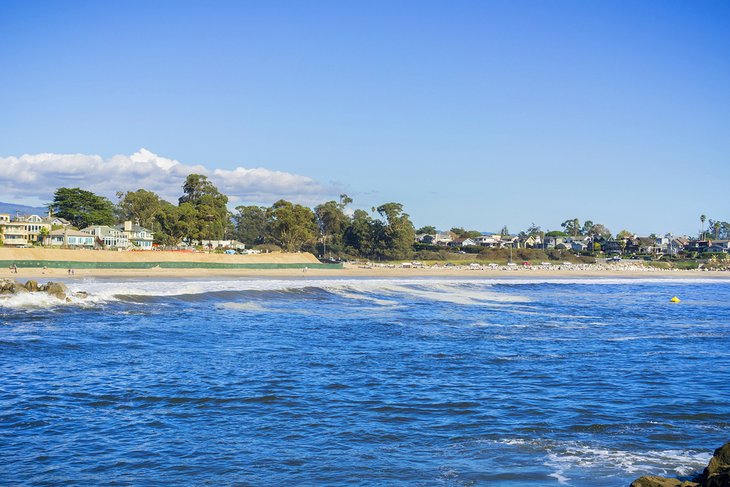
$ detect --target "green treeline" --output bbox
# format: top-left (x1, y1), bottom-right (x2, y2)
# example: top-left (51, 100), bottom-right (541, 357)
top-left (50, 175), bottom-right (416, 260)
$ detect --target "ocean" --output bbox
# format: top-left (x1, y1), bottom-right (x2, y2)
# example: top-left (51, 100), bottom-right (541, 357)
top-left (1, 277), bottom-right (729, 486)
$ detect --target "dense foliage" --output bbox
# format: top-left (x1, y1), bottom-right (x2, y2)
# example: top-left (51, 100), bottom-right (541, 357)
top-left (50, 188), bottom-right (116, 228)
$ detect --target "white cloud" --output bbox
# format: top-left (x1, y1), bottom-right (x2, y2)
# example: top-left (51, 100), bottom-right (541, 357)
top-left (0, 148), bottom-right (332, 207)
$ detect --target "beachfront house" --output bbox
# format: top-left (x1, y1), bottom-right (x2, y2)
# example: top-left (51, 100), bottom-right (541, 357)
top-left (117, 221), bottom-right (154, 250)
top-left (46, 228), bottom-right (96, 248)
top-left (81, 225), bottom-right (130, 250)
top-left (0, 213), bottom-right (52, 247)
top-left (199, 239), bottom-right (247, 251)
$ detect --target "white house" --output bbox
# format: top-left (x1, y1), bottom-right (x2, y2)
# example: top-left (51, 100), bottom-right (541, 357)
top-left (81, 225), bottom-right (130, 249)
top-left (117, 221), bottom-right (154, 250)
top-left (472, 234), bottom-right (502, 247)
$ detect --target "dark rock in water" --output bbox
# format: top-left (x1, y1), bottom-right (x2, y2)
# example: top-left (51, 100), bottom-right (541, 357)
top-left (631, 443), bottom-right (730, 487)
top-left (0, 279), bottom-right (71, 301)
top-left (698, 443), bottom-right (730, 487)
top-left (0, 278), bottom-right (14, 293)
top-left (45, 282), bottom-right (68, 301)
top-left (630, 476), bottom-right (698, 487)
top-left (74, 291), bottom-right (89, 299)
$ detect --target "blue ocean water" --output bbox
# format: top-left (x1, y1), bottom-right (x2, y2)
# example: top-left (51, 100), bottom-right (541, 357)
top-left (1, 277), bottom-right (729, 486)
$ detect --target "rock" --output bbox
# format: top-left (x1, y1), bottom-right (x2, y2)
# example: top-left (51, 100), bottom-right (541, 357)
top-left (630, 476), bottom-right (698, 487)
top-left (631, 443), bottom-right (730, 487)
top-left (45, 282), bottom-right (68, 301)
top-left (0, 278), bottom-right (14, 292)
top-left (699, 443), bottom-right (730, 487)
top-left (74, 291), bottom-right (89, 299)
top-left (24, 280), bottom-right (39, 292)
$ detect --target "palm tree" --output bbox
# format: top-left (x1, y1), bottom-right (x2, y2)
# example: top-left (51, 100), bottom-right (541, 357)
top-left (700, 214), bottom-right (706, 240)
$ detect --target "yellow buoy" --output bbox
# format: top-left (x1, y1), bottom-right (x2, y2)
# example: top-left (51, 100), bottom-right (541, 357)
top-left (670, 296), bottom-right (681, 303)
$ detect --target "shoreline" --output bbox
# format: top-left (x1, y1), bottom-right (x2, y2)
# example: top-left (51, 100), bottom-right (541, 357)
top-left (2, 263), bottom-right (729, 280)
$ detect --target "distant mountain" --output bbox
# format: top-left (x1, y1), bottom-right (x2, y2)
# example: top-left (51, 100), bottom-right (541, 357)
top-left (0, 201), bottom-right (49, 216)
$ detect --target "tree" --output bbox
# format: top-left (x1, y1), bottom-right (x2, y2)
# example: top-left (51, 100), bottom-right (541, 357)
top-left (38, 227), bottom-right (49, 246)
top-left (117, 189), bottom-right (164, 230)
top-left (586, 223), bottom-right (611, 239)
top-left (344, 209), bottom-right (374, 256)
top-left (50, 187), bottom-right (116, 229)
top-left (700, 214), bottom-right (707, 240)
top-left (234, 205), bottom-right (268, 245)
top-left (372, 202), bottom-right (415, 260)
top-left (178, 174), bottom-right (230, 243)
top-left (450, 227), bottom-right (481, 238)
top-left (581, 220), bottom-right (594, 236)
top-left (616, 230), bottom-right (633, 240)
top-left (519, 223), bottom-right (543, 239)
top-left (416, 225), bottom-right (437, 235)
top-left (545, 230), bottom-right (568, 237)
top-left (708, 219), bottom-right (730, 240)
top-left (561, 218), bottom-right (581, 237)
top-left (267, 200), bottom-right (318, 252)
top-left (314, 196), bottom-right (351, 256)
top-left (500, 226), bottom-right (510, 236)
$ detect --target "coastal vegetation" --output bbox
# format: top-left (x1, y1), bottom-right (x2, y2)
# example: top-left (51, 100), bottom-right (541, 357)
top-left (7, 176), bottom-right (728, 267)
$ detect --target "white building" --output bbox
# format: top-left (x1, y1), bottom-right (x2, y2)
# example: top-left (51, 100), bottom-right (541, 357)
top-left (117, 221), bottom-right (154, 250)
top-left (81, 225), bottom-right (130, 249)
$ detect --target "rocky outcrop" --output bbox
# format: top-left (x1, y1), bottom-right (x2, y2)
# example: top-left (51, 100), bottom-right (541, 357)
top-left (630, 476), bottom-right (698, 487)
top-left (631, 443), bottom-right (730, 487)
top-left (0, 279), bottom-right (70, 301)
top-left (699, 443), bottom-right (730, 487)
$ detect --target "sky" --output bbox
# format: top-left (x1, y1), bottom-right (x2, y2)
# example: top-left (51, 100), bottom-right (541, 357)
top-left (0, 0), bottom-right (728, 236)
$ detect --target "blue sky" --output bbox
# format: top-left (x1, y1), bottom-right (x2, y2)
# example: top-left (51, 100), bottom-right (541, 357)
top-left (1, 0), bottom-right (728, 236)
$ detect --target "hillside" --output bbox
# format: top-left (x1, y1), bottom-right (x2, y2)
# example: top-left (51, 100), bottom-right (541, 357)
top-left (0, 201), bottom-right (48, 216)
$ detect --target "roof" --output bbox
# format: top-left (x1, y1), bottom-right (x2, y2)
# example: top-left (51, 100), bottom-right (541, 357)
top-left (49, 229), bottom-right (94, 237)
top-left (116, 223), bottom-right (153, 234)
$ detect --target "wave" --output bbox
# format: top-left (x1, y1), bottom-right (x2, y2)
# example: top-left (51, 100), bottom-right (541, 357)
top-left (2, 276), bottom-right (729, 310)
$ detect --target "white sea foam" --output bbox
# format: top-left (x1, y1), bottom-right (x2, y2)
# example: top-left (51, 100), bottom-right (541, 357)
top-left (2, 275), bottom-right (727, 310)
top-left (0, 278), bottom-right (532, 308)
top-left (490, 438), bottom-right (711, 483)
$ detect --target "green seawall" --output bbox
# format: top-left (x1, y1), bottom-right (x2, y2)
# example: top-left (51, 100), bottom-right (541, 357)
top-left (0, 260), bottom-right (343, 270)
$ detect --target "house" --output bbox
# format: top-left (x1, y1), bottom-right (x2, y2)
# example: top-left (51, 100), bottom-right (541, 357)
top-left (0, 213), bottom-right (52, 247)
top-left (199, 239), bottom-right (247, 251)
top-left (81, 225), bottom-right (130, 249)
top-left (604, 240), bottom-right (623, 254)
top-left (46, 228), bottom-right (96, 248)
top-left (571, 241), bottom-right (588, 252)
top-left (685, 240), bottom-right (711, 253)
top-left (117, 221), bottom-right (154, 250)
top-left (416, 233), bottom-right (437, 244)
top-left (472, 234), bottom-right (502, 247)
top-left (432, 232), bottom-right (455, 246)
top-left (46, 216), bottom-right (71, 228)
top-left (518, 234), bottom-right (542, 249)
top-left (448, 237), bottom-right (477, 247)
top-left (544, 236), bottom-right (569, 249)
top-left (706, 240), bottom-right (730, 253)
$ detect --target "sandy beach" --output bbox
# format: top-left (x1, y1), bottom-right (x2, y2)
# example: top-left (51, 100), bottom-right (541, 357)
top-left (1, 261), bottom-right (729, 280)
top-left (1, 247), bottom-right (728, 279)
